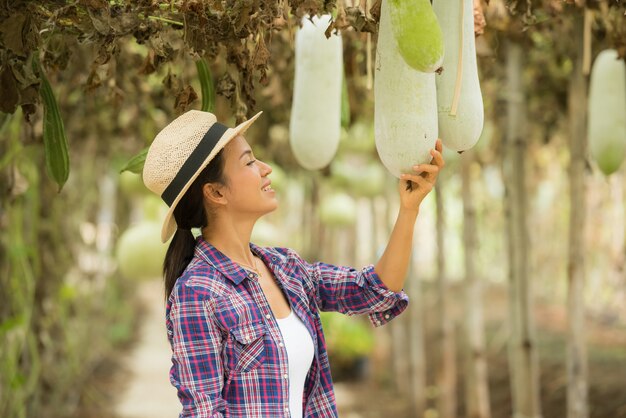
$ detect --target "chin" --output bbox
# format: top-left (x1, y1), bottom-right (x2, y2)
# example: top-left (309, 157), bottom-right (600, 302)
top-left (265, 200), bottom-right (279, 213)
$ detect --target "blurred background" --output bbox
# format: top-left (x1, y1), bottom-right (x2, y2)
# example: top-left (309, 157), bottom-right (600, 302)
top-left (1, 1), bottom-right (625, 418)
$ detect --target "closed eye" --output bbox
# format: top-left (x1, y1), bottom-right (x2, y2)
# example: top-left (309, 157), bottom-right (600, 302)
top-left (247, 159), bottom-right (257, 166)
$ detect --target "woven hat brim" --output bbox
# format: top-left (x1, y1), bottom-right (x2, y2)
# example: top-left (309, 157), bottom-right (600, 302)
top-left (160, 111), bottom-right (263, 243)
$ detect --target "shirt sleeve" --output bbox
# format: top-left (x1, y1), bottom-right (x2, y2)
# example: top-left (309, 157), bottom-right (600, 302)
top-left (167, 281), bottom-right (228, 417)
top-left (297, 254), bottom-right (409, 327)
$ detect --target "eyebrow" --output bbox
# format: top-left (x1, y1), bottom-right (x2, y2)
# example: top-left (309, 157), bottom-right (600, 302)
top-left (239, 150), bottom-right (253, 159)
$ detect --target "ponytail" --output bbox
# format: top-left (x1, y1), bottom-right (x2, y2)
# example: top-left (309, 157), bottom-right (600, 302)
top-left (163, 229), bottom-right (196, 300)
top-left (162, 149), bottom-right (226, 300)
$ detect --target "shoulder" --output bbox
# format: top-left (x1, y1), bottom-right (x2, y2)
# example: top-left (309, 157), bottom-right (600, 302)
top-left (171, 257), bottom-right (230, 301)
top-left (253, 245), bottom-right (310, 268)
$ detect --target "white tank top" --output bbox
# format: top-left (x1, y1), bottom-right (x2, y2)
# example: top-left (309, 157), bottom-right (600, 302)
top-left (276, 310), bottom-right (315, 418)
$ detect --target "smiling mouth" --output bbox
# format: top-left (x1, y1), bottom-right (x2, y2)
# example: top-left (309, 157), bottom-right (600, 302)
top-left (262, 185), bottom-right (273, 192)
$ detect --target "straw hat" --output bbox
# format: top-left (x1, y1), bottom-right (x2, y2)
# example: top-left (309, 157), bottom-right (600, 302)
top-left (143, 110), bottom-right (262, 242)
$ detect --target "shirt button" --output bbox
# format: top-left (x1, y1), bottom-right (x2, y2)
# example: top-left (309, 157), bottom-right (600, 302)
top-left (265, 314), bottom-right (271, 320)
top-left (279, 342), bottom-right (284, 347)
top-left (385, 314), bottom-right (390, 319)
top-left (283, 373), bottom-right (289, 379)
top-left (284, 407), bottom-right (289, 413)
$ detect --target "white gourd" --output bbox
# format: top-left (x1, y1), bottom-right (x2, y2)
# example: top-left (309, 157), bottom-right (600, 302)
top-left (289, 15), bottom-right (343, 170)
top-left (588, 49), bottom-right (626, 176)
top-left (375, 0), bottom-right (439, 178)
top-left (433, 0), bottom-right (484, 152)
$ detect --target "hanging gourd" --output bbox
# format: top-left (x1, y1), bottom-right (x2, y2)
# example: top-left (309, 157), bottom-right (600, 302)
top-left (588, 49), bottom-right (626, 176)
top-left (290, 15), bottom-right (343, 170)
top-left (116, 221), bottom-right (168, 281)
top-left (389, 0), bottom-right (445, 73)
top-left (375, 0), bottom-right (439, 178)
top-left (319, 192), bottom-right (357, 227)
top-left (433, 0), bottom-right (484, 152)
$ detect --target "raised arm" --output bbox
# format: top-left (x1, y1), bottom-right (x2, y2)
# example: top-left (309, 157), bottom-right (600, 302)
top-left (374, 138), bottom-right (445, 292)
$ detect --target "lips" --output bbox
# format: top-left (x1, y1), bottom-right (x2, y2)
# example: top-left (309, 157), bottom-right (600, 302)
top-left (262, 180), bottom-right (272, 192)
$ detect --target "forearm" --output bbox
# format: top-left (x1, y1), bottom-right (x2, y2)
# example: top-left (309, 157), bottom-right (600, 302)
top-left (374, 208), bottom-right (418, 292)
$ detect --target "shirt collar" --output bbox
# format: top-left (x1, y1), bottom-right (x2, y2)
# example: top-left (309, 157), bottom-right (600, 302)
top-left (193, 236), bottom-right (286, 285)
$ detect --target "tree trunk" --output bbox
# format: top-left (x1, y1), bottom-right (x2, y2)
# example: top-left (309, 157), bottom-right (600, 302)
top-left (503, 40), bottom-right (542, 418)
top-left (461, 152), bottom-right (491, 418)
top-left (435, 179), bottom-right (457, 418)
top-left (566, 13), bottom-right (589, 418)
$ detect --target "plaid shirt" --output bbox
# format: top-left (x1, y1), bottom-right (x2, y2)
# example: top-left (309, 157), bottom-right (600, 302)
top-left (166, 237), bottom-right (409, 417)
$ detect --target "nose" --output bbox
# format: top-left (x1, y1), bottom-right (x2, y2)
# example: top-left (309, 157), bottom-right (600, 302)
top-left (260, 160), bottom-right (272, 176)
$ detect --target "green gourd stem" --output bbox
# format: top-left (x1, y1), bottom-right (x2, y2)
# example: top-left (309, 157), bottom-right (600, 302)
top-left (196, 59), bottom-right (215, 112)
top-left (450, 0), bottom-right (464, 116)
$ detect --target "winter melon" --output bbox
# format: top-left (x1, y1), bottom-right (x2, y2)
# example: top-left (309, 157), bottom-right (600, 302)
top-left (433, 0), bottom-right (484, 152)
top-left (375, 0), bottom-right (439, 178)
top-left (116, 221), bottom-right (168, 280)
top-left (319, 193), bottom-right (357, 227)
top-left (290, 15), bottom-right (343, 170)
top-left (389, 0), bottom-right (445, 73)
top-left (588, 49), bottom-right (626, 176)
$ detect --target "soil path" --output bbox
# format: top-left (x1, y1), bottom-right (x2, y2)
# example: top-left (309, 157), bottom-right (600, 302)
top-left (114, 280), bottom-right (181, 418)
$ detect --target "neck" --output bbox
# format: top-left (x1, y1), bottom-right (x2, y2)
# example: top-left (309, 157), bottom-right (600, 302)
top-left (202, 211), bottom-right (258, 265)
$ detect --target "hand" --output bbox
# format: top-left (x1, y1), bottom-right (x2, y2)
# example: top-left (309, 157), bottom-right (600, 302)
top-left (398, 138), bottom-right (445, 214)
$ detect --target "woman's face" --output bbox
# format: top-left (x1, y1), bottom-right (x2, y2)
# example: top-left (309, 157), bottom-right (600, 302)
top-left (216, 135), bottom-right (278, 216)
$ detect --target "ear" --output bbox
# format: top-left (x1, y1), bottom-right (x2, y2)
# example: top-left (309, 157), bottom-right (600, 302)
top-left (203, 183), bottom-right (227, 206)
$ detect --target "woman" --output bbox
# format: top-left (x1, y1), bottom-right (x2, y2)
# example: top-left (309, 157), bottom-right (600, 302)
top-left (142, 110), bottom-right (444, 417)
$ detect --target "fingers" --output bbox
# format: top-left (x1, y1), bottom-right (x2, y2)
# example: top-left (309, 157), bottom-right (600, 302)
top-left (435, 138), bottom-right (443, 152)
top-left (400, 173), bottom-right (435, 190)
top-left (430, 147), bottom-right (445, 168)
top-left (413, 164), bottom-right (439, 174)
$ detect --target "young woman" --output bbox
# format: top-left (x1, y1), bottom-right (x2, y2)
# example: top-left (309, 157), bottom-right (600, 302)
top-left (142, 110), bottom-right (444, 417)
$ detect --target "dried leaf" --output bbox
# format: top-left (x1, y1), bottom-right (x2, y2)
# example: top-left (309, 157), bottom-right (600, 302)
top-left (474, 0), bottom-right (486, 36)
top-left (216, 72), bottom-right (236, 99)
top-left (0, 13), bottom-right (28, 56)
top-left (174, 85), bottom-right (198, 113)
top-left (0, 65), bottom-right (19, 113)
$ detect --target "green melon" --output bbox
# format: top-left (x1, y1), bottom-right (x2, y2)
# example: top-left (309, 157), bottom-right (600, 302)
top-left (588, 49), bottom-right (626, 176)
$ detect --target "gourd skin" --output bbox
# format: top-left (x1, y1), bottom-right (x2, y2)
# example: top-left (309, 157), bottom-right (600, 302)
top-left (375, 0), bottom-right (439, 178)
top-left (588, 49), bottom-right (626, 176)
top-left (290, 15), bottom-right (343, 170)
top-left (389, 0), bottom-right (445, 73)
top-left (433, 0), bottom-right (484, 152)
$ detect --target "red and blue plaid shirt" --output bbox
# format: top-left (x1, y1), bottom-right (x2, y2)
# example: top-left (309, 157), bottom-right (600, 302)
top-left (166, 237), bottom-right (409, 417)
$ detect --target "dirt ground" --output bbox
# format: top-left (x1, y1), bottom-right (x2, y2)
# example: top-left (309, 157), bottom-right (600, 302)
top-left (80, 280), bottom-right (626, 418)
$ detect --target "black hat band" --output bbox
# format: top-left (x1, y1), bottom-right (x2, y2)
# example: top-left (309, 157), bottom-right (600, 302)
top-left (161, 122), bottom-right (229, 207)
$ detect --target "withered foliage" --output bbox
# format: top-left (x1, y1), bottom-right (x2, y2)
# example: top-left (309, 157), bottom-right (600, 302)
top-left (0, 0), bottom-right (624, 122)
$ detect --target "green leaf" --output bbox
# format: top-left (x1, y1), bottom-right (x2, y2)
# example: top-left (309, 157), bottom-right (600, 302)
top-left (120, 147), bottom-right (148, 174)
top-left (33, 55), bottom-right (70, 192)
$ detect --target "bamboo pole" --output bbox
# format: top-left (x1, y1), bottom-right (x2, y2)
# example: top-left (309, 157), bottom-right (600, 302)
top-left (503, 40), bottom-right (542, 418)
top-left (566, 13), bottom-right (589, 418)
top-left (435, 178), bottom-right (457, 418)
top-left (461, 152), bottom-right (491, 418)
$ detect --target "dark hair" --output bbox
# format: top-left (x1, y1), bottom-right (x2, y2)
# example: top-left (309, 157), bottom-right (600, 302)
top-left (163, 150), bottom-right (226, 300)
